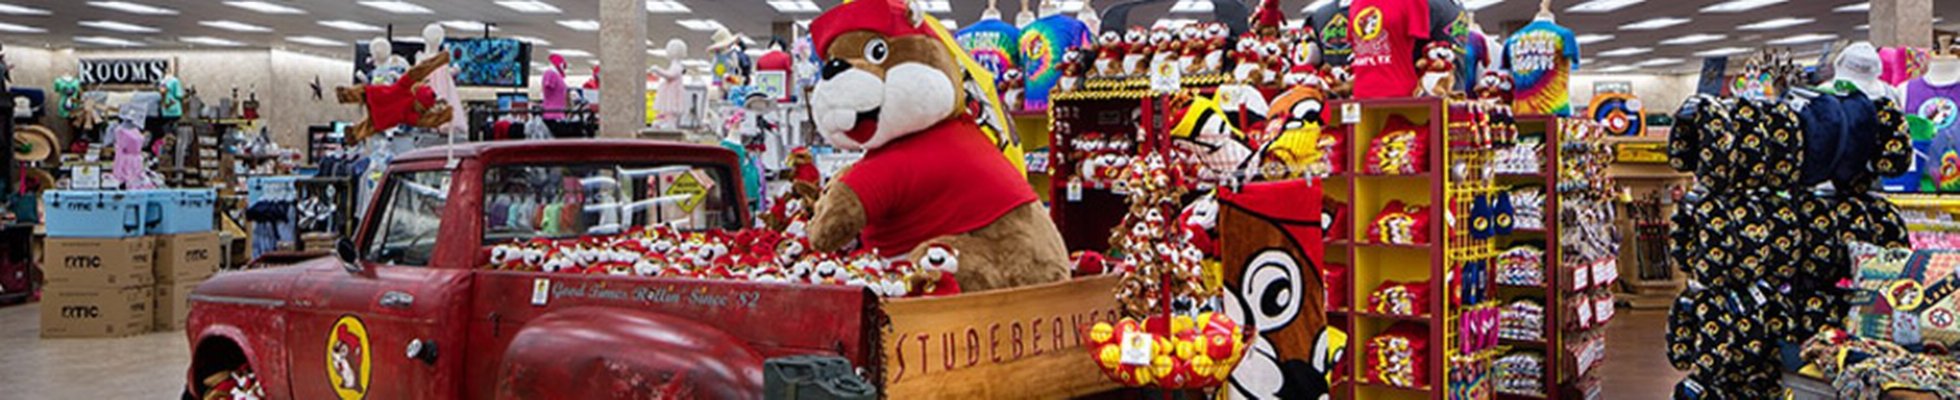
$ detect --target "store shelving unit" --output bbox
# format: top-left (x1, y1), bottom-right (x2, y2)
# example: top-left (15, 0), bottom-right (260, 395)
top-left (1323, 98), bottom-right (1497, 400)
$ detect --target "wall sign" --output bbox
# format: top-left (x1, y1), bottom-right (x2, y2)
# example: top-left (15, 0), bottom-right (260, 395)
top-left (77, 58), bottom-right (173, 85)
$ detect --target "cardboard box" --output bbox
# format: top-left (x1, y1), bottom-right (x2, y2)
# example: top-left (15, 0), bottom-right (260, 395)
top-left (154, 279), bottom-right (202, 331)
top-left (42, 237), bottom-right (154, 287)
top-left (41, 285), bottom-right (153, 338)
top-left (155, 232), bottom-right (220, 283)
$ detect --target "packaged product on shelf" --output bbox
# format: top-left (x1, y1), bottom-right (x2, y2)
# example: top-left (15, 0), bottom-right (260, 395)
top-left (1369, 201), bottom-right (1432, 245)
top-left (1500, 299), bottom-right (1545, 342)
top-left (1365, 116), bottom-right (1430, 174)
top-left (1493, 351), bottom-right (1546, 397)
top-left (1496, 244), bottom-right (1545, 286)
top-left (1369, 280), bottom-right (1431, 316)
top-left (1366, 322), bottom-right (1429, 388)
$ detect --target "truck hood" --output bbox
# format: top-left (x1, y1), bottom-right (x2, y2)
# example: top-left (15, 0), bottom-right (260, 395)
top-left (190, 257), bottom-right (333, 307)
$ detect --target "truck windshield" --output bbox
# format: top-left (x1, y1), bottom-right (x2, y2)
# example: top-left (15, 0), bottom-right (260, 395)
top-left (483, 163), bottom-right (740, 243)
top-left (366, 170), bottom-right (452, 266)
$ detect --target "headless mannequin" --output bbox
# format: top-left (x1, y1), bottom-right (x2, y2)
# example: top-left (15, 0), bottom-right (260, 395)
top-left (420, 24), bottom-right (466, 134)
top-left (1016, 0), bottom-right (1037, 27)
top-left (982, 0), bottom-right (1002, 20)
top-left (1038, 0), bottom-right (1060, 17)
top-left (1535, 0), bottom-right (1555, 22)
top-left (1832, 42), bottom-right (1899, 100)
top-left (1926, 56), bottom-right (1960, 86)
top-left (1078, 0), bottom-right (1100, 33)
top-left (651, 39), bottom-right (689, 129)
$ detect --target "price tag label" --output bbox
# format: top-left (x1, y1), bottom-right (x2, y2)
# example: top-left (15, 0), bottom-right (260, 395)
top-left (1119, 330), bottom-right (1155, 366)
top-left (1595, 295), bottom-right (1615, 324)
top-left (1592, 258), bottom-right (1618, 287)
top-left (1341, 103), bottom-right (1362, 125)
top-left (1572, 264), bottom-right (1591, 292)
top-left (1066, 178), bottom-right (1084, 202)
top-left (531, 279), bottom-right (551, 306)
top-left (1574, 295), bottom-right (1594, 328)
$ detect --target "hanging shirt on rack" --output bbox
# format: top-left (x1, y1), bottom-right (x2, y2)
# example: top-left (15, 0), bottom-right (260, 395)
top-left (1348, 0), bottom-right (1431, 99)
top-left (1504, 19), bottom-right (1579, 117)
top-left (1307, 1), bottom-right (1354, 67)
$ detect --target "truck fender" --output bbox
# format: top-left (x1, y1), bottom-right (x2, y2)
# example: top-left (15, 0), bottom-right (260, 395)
top-left (188, 326), bottom-right (279, 399)
top-left (495, 307), bottom-right (766, 400)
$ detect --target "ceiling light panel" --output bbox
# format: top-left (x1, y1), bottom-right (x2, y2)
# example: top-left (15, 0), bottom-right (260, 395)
top-left (201, 20), bottom-right (272, 32)
top-left (940, 19), bottom-right (959, 29)
top-left (1053, 0), bottom-right (1085, 12)
top-left (1620, 17), bottom-right (1690, 30)
top-left (1700, 0), bottom-right (1786, 13)
top-left (1694, 47), bottom-right (1752, 57)
top-left (1634, 58), bottom-right (1684, 66)
top-left (646, 0), bottom-right (690, 13)
top-left (1594, 65), bottom-right (1638, 73)
top-left (1576, 34), bottom-right (1614, 44)
top-left (1834, 2), bottom-right (1869, 12)
top-left (1660, 34), bottom-right (1726, 45)
top-left (1171, 0), bottom-right (1213, 13)
top-left (320, 20), bottom-right (383, 32)
top-left (440, 20), bottom-right (497, 32)
top-left (766, 0), bottom-right (821, 12)
top-left (677, 19), bottom-right (724, 31)
top-left (0, 22), bottom-right (43, 33)
top-left (75, 36), bottom-right (143, 46)
top-left (1766, 33), bottom-right (1834, 45)
top-left (553, 49), bottom-right (592, 57)
top-left (224, 1), bottom-right (304, 14)
top-left (495, 0), bottom-right (560, 13)
top-left (358, 1), bottom-right (432, 14)
top-left (647, 48), bottom-right (667, 57)
top-left (1154, 19), bottom-right (1198, 29)
top-left (1597, 47), bottom-right (1653, 57)
top-left (510, 35), bottom-right (552, 46)
top-left (286, 36), bottom-right (344, 46)
top-left (88, 1), bottom-right (177, 15)
top-left (80, 20), bottom-right (158, 33)
top-left (916, 0), bottom-right (950, 12)
top-left (182, 36), bottom-right (244, 47)
top-left (558, 19), bottom-right (600, 31)
top-left (1462, 0), bottom-right (1504, 10)
top-left (1738, 17), bottom-right (1813, 30)
top-left (0, 2), bottom-right (48, 15)
top-left (1567, 0), bottom-right (1644, 13)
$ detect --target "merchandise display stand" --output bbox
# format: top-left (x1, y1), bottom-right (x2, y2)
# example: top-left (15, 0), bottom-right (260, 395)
top-left (1491, 117), bottom-right (1616, 400)
top-left (1324, 98), bottom-right (1499, 400)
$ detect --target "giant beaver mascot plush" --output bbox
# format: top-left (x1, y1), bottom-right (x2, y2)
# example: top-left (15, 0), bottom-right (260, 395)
top-left (805, 0), bottom-right (1069, 291)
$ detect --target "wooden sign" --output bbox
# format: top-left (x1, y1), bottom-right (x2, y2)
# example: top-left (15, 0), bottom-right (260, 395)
top-left (78, 58), bottom-right (173, 85)
top-left (881, 275), bottom-right (1121, 398)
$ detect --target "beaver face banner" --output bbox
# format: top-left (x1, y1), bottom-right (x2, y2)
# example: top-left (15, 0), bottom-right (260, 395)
top-left (1219, 179), bottom-right (1342, 400)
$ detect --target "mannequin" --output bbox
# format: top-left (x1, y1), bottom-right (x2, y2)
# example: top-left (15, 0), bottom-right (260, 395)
top-left (1926, 56), bottom-right (1960, 85)
top-left (1016, 0), bottom-right (1036, 27)
top-left (368, 38), bottom-right (410, 85)
top-left (419, 24), bottom-right (466, 134)
top-left (158, 76), bottom-right (184, 119)
top-left (1503, 0), bottom-right (1579, 116)
top-left (1832, 42), bottom-right (1900, 100)
top-left (541, 53), bottom-right (569, 121)
top-left (981, 0), bottom-right (1002, 20)
top-left (1535, 0), bottom-right (1554, 22)
top-left (1038, 0), bottom-right (1060, 17)
top-left (111, 103), bottom-right (156, 189)
top-left (651, 39), bottom-right (689, 129)
top-left (1077, 0), bottom-right (1100, 33)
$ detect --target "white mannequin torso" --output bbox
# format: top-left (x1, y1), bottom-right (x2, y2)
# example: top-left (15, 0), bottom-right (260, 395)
top-left (1926, 57), bottom-right (1960, 86)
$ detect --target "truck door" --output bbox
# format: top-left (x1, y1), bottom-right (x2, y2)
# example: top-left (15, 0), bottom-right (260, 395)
top-left (287, 168), bottom-right (473, 399)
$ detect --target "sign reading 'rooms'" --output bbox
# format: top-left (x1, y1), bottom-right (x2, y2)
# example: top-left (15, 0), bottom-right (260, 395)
top-left (78, 58), bottom-right (172, 85)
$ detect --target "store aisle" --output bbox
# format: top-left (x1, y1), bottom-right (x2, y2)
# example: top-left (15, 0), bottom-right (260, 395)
top-left (0, 303), bottom-right (189, 399)
top-left (1597, 308), bottom-right (1686, 400)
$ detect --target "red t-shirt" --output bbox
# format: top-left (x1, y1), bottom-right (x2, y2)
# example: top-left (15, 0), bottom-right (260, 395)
top-left (839, 118), bottom-right (1036, 253)
top-left (1348, 0), bottom-right (1430, 99)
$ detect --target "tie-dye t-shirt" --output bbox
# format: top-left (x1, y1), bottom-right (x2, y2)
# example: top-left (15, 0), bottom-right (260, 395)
top-left (1907, 78), bottom-right (1960, 191)
top-left (1018, 14), bottom-right (1090, 110)
top-left (956, 19), bottom-right (1021, 87)
top-left (1503, 20), bottom-right (1579, 116)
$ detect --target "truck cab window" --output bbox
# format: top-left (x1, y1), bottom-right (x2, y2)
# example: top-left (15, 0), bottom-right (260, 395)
top-left (366, 170), bottom-right (451, 266)
top-left (483, 164), bottom-right (738, 245)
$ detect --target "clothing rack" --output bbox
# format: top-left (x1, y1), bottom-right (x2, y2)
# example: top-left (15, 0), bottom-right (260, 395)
top-left (468, 106), bottom-right (598, 141)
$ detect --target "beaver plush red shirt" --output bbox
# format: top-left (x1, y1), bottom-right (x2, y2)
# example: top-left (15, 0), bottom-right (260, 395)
top-left (841, 117), bottom-right (1035, 253)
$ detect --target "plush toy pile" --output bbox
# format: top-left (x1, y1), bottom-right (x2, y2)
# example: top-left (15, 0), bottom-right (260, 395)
top-left (200, 364), bottom-right (264, 400)
top-left (484, 226), bottom-right (962, 298)
top-left (1108, 152), bottom-right (1218, 317)
top-left (1085, 313), bottom-right (1250, 388)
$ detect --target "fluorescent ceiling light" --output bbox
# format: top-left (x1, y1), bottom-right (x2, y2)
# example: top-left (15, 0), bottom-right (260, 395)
top-left (80, 20), bottom-right (158, 33)
top-left (1694, 47), bottom-right (1752, 57)
top-left (495, 0), bottom-right (560, 13)
top-left (916, 0), bottom-right (950, 12)
top-left (224, 1), bottom-right (304, 14)
top-left (1738, 17), bottom-right (1812, 30)
top-left (440, 20), bottom-right (497, 32)
top-left (286, 36), bottom-right (344, 47)
top-left (510, 35), bottom-right (551, 46)
top-left (75, 36), bottom-right (143, 47)
top-left (1576, 34), bottom-right (1614, 44)
top-left (680, 59), bottom-right (711, 68)
top-left (1856, 24), bottom-right (1870, 30)
top-left (1700, 0), bottom-right (1785, 13)
top-left (1834, 2), bottom-right (1869, 12)
top-left (201, 20), bottom-right (272, 33)
top-left (1634, 58), bottom-right (1684, 66)
top-left (647, 48), bottom-right (667, 57)
top-left (1660, 34), bottom-right (1726, 45)
top-left (0, 22), bottom-right (43, 33)
top-left (1620, 17), bottom-right (1690, 30)
top-left (766, 0), bottom-right (820, 12)
top-left (558, 19), bottom-right (600, 31)
top-left (1766, 33), bottom-right (1834, 45)
top-left (320, 20), bottom-right (384, 32)
top-left (358, 1), bottom-right (432, 14)
top-left (677, 19), bottom-right (724, 32)
top-left (552, 49), bottom-right (592, 57)
top-left (1171, 0), bottom-right (1212, 13)
top-left (1304, 0), bottom-right (1334, 12)
top-left (646, 0), bottom-right (690, 13)
top-left (182, 36), bottom-right (244, 47)
top-left (1154, 19), bottom-right (1197, 29)
top-left (1567, 0), bottom-right (1644, 13)
top-left (1053, 0), bottom-right (1085, 12)
top-left (0, 2), bottom-right (51, 15)
top-left (1597, 47), bottom-right (1653, 57)
top-left (88, 1), bottom-right (176, 15)
top-left (1594, 65), bottom-right (1637, 73)
top-left (1462, 0), bottom-right (1504, 10)
top-left (940, 19), bottom-right (958, 29)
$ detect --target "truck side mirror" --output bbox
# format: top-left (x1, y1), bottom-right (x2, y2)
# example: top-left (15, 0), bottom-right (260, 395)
top-left (336, 237), bottom-right (364, 274)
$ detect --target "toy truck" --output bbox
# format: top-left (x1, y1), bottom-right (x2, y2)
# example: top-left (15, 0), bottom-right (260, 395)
top-left (182, 140), bottom-right (1121, 399)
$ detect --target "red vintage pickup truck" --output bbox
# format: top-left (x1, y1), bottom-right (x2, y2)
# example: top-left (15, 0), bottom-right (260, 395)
top-left (182, 140), bottom-right (1120, 399)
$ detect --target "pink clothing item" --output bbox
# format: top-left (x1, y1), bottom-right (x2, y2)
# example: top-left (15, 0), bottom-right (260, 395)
top-left (1882, 47), bottom-right (1931, 86)
top-left (112, 125), bottom-right (153, 189)
top-left (651, 62), bottom-right (688, 125)
top-left (541, 67), bottom-right (568, 120)
top-left (426, 64), bottom-right (466, 134)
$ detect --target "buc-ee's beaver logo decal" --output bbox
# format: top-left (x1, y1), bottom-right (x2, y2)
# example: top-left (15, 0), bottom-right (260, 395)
top-left (327, 315), bottom-right (372, 399)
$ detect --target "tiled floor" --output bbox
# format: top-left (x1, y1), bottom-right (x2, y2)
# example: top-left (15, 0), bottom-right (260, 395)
top-left (0, 301), bottom-right (1687, 399)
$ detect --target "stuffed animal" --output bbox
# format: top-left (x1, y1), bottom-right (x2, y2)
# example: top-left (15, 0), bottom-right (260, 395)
top-left (1058, 51), bottom-right (1085, 93)
top-left (1095, 30), bottom-right (1125, 77)
top-left (1149, 27), bottom-right (1178, 75)
top-left (806, 0), bottom-right (1070, 292)
top-left (1178, 24), bottom-right (1205, 74)
top-left (1324, 65), bottom-right (1354, 99)
top-left (1415, 41), bottom-right (1457, 97)
top-left (1258, 39), bottom-right (1286, 86)
top-left (1123, 27), bottom-right (1150, 76)
top-left (1476, 69), bottom-right (1514, 102)
top-left (1202, 23), bottom-right (1230, 74)
top-left (335, 51), bottom-right (454, 143)
top-left (1000, 68), bottom-right (1027, 111)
